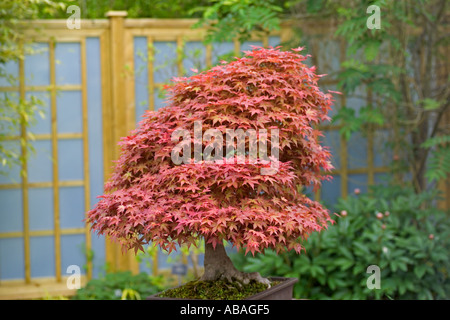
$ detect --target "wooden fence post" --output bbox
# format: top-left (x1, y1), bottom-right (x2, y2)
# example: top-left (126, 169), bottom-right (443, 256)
top-left (104, 10), bottom-right (139, 275)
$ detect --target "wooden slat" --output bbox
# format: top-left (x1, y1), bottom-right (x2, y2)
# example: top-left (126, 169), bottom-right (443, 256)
top-left (147, 36), bottom-right (155, 111)
top-left (280, 27), bottom-right (293, 48)
top-left (262, 35), bottom-right (269, 48)
top-left (0, 228), bottom-right (87, 239)
top-left (19, 41), bottom-right (31, 284)
top-left (125, 18), bottom-right (200, 29)
top-left (0, 180), bottom-right (85, 190)
top-left (367, 88), bottom-right (375, 186)
top-left (49, 40), bottom-right (61, 283)
top-left (80, 38), bottom-right (92, 280)
top-left (100, 24), bottom-right (117, 273)
top-left (339, 40), bottom-right (348, 199)
top-left (234, 38), bottom-right (240, 56)
top-left (205, 43), bottom-right (212, 69)
top-left (176, 35), bottom-right (184, 76)
top-left (19, 19), bottom-right (109, 29)
top-left (152, 249), bottom-right (159, 277)
top-left (0, 84), bottom-right (82, 92)
top-left (104, 11), bottom-right (140, 274)
top-left (0, 276), bottom-right (87, 300)
top-left (4, 133), bottom-right (83, 141)
top-left (109, 11), bottom-right (126, 273)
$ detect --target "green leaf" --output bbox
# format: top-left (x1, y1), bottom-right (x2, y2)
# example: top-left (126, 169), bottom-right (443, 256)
top-left (425, 146), bottom-right (450, 182)
top-left (414, 264), bottom-right (427, 279)
top-left (420, 98), bottom-right (441, 110)
top-left (364, 40), bottom-right (381, 62)
top-left (338, 246), bottom-right (354, 261)
top-left (420, 135), bottom-right (450, 148)
top-left (359, 106), bottom-right (385, 125)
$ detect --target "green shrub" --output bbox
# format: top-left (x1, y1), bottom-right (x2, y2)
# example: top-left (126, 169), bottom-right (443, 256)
top-left (232, 186), bottom-right (450, 299)
top-left (71, 271), bottom-right (166, 300)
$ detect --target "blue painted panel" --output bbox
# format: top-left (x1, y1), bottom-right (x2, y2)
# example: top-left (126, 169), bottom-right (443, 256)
top-left (60, 234), bottom-right (86, 275)
top-left (268, 36), bottom-right (281, 48)
top-left (138, 244), bottom-right (152, 274)
top-left (30, 236), bottom-right (55, 278)
top-left (323, 130), bottom-right (340, 168)
top-left (25, 43), bottom-right (50, 86)
top-left (26, 91), bottom-right (51, 135)
top-left (0, 140), bottom-right (21, 184)
top-left (373, 129), bottom-right (393, 167)
top-left (0, 238), bottom-right (24, 280)
top-left (57, 90), bottom-right (82, 133)
top-left (345, 85), bottom-right (366, 115)
top-left (153, 42), bottom-right (177, 83)
top-left (183, 41), bottom-right (206, 76)
top-left (317, 40), bottom-right (341, 79)
top-left (348, 131), bottom-right (367, 169)
top-left (348, 174), bottom-right (368, 195)
top-left (86, 37), bottom-right (105, 278)
top-left (211, 41), bottom-right (234, 65)
top-left (90, 231), bottom-right (105, 278)
top-left (154, 88), bottom-right (168, 111)
top-left (0, 60), bottom-right (19, 86)
top-left (134, 37), bottom-right (149, 122)
top-left (27, 140), bottom-right (52, 183)
top-left (86, 37), bottom-right (104, 205)
top-left (0, 189), bottom-right (23, 233)
top-left (55, 42), bottom-right (81, 85)
top-left (321, 175), bottom-right (341, 209)
top-left (58, 139), bottom-right (83, 181)
top-left (60, 186), bottom-right (85, 229)
top-left (29, 188), bottom-right (53, 231)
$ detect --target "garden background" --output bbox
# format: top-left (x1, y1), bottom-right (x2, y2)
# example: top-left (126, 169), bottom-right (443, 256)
top-left (0, 0), bottom-right (448, 299)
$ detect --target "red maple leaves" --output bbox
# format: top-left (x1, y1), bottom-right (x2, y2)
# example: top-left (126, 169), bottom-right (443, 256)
top-left (87, 46), bottom-right (338, 255)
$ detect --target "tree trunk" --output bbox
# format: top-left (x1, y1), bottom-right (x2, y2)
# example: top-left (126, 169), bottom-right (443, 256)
top-left (200, 241), bottom-right (270, 286)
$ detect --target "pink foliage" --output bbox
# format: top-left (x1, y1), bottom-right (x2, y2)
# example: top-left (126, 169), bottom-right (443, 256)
top-left (87, 47), bottom-right (338, 255)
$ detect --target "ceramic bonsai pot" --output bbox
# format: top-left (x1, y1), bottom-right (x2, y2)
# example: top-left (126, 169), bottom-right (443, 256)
top-left (146, 277), bottom-right (298, 300)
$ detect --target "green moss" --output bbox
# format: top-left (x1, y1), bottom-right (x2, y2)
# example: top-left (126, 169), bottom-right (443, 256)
top-left (158, 279), bottom-right (280, 300)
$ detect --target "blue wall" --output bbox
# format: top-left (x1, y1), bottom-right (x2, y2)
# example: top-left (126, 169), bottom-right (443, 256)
top-left (0, 37), bottom-right (105, 281)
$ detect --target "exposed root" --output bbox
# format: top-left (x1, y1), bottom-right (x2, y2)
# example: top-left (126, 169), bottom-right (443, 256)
top-left (200, 241), bottom-right (271, 288)
top-left (219, 270), bottom-right (271, 288)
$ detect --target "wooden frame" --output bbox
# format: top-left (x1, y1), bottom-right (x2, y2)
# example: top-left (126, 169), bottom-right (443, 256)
top-left (0, 21), bottom-right (109, 300)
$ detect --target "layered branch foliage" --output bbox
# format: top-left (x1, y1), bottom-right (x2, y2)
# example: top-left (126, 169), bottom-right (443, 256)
top-left (88, 47), bottom-right (338, 255)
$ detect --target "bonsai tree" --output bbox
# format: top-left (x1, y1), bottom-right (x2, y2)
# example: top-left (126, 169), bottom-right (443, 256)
top-left (87, 47), bottom-right (336, 286)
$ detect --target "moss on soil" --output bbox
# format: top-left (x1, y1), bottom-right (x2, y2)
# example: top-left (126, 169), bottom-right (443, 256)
top-left (158, 279), bottom-right (280, 300)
